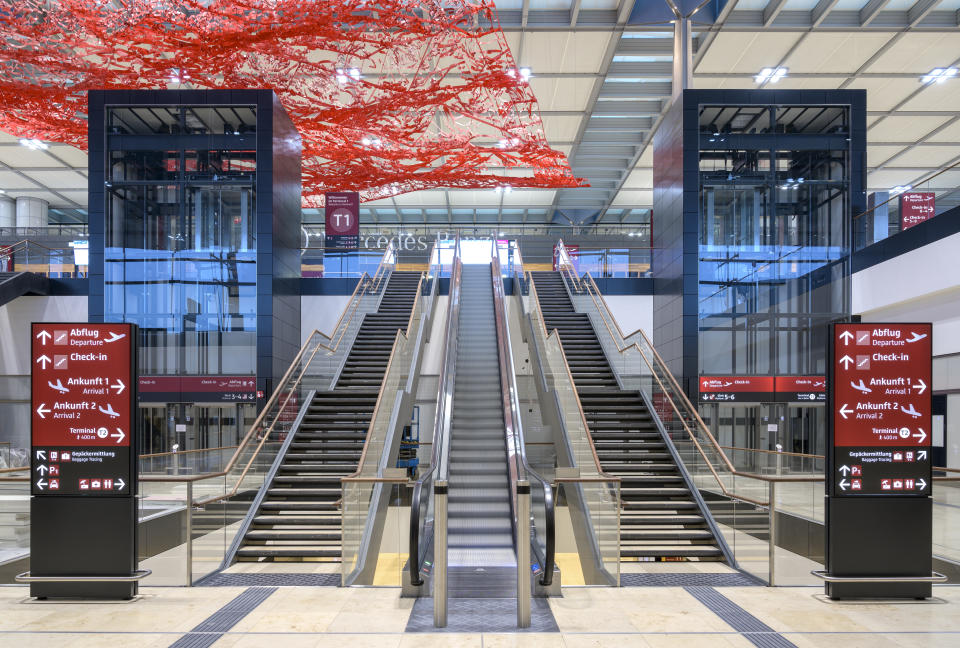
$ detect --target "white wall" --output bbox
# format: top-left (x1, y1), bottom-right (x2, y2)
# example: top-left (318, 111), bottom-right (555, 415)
top-left (0, 296), bottom-right (88, 375)
top-left (603, 295), bottom-right (654, 338)
top-left (300, 295), bottom-right (351, 343)
top-left (852, 231), bottom-right (960, 467)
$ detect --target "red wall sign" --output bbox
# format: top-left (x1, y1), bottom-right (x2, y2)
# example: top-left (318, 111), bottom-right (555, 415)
top-left (699, 376), bottom-right (774, 402)
top-left (137, 375), bottom-right (256, 403)
top-left (31, 323), bottom-right (136, 496)
top-left (831, 323), bottom-right (931, 496)
top-left (775, 376), bottom-right (826, 402)
top-left (899, 192), bottom-right (935, 230)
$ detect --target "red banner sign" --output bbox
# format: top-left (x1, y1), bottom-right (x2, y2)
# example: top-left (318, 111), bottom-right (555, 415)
top-left (775, 376), bottom-right (826, 402)
top-left (137, 376), bottom-right (256, 403)
top-left (699, 376), bottom-right (773, 402)
top-left (31, 323), bottom-right (135, 496)
top-left (831, 323), bottom-right (932, 496)
top-left (899, 192), bottom-right (935, 230)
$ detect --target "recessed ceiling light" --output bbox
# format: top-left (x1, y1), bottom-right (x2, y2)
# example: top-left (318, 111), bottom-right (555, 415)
top-left (19, 138), bottom-right (48, 150)
top-left (921, 68), bottom-right (957, 84)
top-left (755, 67), bottom-right (787, 85)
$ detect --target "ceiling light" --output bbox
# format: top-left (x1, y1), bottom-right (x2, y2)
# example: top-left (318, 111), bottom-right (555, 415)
top-left (19, 138), bottom-right (48, 150)
top-left (891, 185), bottom-right (912, 195)
top-left (755, 67), bottom-right (787, 85)
top-left (921, 68), bottom-right (957, 84)
top-left (519, 67), bottom-right (531, 81)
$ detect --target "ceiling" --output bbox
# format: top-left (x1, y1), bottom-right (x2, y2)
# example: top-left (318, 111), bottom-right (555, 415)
top-left (2, 0), bottom-right (960, 227)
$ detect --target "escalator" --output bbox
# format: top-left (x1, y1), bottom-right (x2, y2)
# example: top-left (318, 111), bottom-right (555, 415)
top-left (235, 271), bottom-right (422, 561)
top-left (530, 271), bottom-right (723, 561)
top-left (446, 264), bottom-right (515, 595)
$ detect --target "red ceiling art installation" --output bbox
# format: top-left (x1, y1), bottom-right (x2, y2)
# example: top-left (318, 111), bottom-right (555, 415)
top-left (0, 0), bottom-right (584, 205)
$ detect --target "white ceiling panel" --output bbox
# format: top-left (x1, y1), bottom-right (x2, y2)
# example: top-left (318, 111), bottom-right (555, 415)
top-left (695, 32), bottom-right (802, 75)
top-left (866, 33), bottom-right (960, 75)
top-left (520, 32), bottom-right (612, 74)
top-left (847, 77), bottom-right (921, 112)
top-left (886, 146), bottom-right (960, 169)
top-left (622, 168), bottom-right (652, 189)
top-left (783, 32), bottom-right (895, 75)
top-left (21, 170), bottom-right (86, 188)
top-left (867, 146), bottom-right (906, 167)
top-left (867, 116), bottom-right (951, 142)
top-left (0, 146), bottom-right (62, 167)
top-left (500, 189), bottom-right (556, 206)
top-left (867, 169), bottom-right (916, 190)
top-left (540, 115), bottom-right (584, 142)
top-left (0, 170), bottom-right (25, 188)
top-left (47, 145), bottom-right (88, 168)
top-left (899, 79), bottom-right (960, 112)
top-left (528, 77), bottom-right (594, 112)
top-left (611, 189), bottom-right (652, 207)
top-left (393, 190), bottom-right (446, 206)
top-left (925, 118), bottom-right (960, 143)
top-left (448, 190), bottom-right (503, 207)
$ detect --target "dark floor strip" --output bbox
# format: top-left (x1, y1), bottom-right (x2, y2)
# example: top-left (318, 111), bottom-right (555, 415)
top-left (405, 597), bottom-right (559, 633)
top-left (168, 586), bottom-right (277, 648)
top-left (196, 572), bottom-right (340, 587)
top-left (685, 586), bottom-right (798, 648)
top-left (621, 572), bottom-right (763, 587)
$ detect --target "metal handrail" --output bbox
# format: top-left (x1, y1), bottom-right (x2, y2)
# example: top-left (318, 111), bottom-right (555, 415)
top-left (409, 236), bottom-right (461, 588)
top-left (491, 254), bottom-right (555, 587)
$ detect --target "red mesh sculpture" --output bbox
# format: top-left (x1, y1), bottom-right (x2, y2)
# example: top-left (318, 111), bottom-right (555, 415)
top-left (0, 0), bottom-right (584, 205)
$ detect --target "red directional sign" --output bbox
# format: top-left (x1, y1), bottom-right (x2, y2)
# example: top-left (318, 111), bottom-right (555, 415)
top-left (698, 376), bottom-right (774, 402)
top-left (831, 323), bottom-right (931, 496)
top-left (31, 323), bottom-right (136, 497)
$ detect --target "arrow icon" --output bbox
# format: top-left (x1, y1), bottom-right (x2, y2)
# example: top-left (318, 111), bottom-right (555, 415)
top-left (917, 479), bottom-right (927, 490)
top-left (111, 427), bottom-right (125, 444)
top-left (918, 450), bottom-right (928, 460)
top-left (36, 354), bottom-right (51, 369)
top-left (851, 379), bottom-right (871, 394)
top-left (111, 379), bottom-right (125, 395)
top-left (115, 478), bottom-right (126, 490)
top-left (839, 479), bottom-right (849, 491)
top-left (37, 464), bottom-right (48, 475)
top-left (839, 330), bottom-right (854, 345)
top-left (36, 403), bottom-right (50, 419)
top-left (839, 465), bottom-right (851, 476)
top-left (839, 404), bottom-right (854, 419)
top-left (35, 450), bottom-right (46, 461)
top-left (839, 355), bottom-right (854, 370)
top-left (913, 378), bottom-right (927, 394)
top-left (913, 428), bottom-right (927, 444)
top-left (36, 479), bottom-right (47, 490)
top-left (36, 330), bottom-right (51, 345)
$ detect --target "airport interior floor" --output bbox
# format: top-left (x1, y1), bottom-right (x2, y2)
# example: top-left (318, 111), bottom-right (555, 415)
top-left (1, 563), bottom-right (958, 648)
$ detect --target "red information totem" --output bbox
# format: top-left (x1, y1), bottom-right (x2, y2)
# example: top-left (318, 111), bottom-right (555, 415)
top-left (31, 323), bottom-right (136, 497)
top-left (831, 323), bottom-right (931, 497)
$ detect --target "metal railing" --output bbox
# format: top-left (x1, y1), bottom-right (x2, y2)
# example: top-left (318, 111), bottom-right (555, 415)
top-left (516, 259), bottom-right (621, 586)
top-left (0, 243), bottom-right (398, 585)
top-left (340, 240), bottom-right (441, 586)
top-left (491, 252), bottom-right (553, 627)
top-left (0, 240), bottom-right (86, 277)
top-left (410, 236), bottom-right (460, 627)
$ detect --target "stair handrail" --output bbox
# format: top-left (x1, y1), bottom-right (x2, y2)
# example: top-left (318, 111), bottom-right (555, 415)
top-left (491, 254), bottom-right (555, 587)
top-left (562, 268), bottom-right (822, 509)
top-left (409, 235), bottom-right (461, 587)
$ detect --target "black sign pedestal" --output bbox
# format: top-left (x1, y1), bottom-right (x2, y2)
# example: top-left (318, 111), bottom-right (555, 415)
top-left (30, 497), bottom-right (138, 599)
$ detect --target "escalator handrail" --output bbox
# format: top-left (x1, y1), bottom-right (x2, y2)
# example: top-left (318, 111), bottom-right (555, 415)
top-left (409, 236), bottom-right (461, 587)
top-left (491, 254), bottom-right (555, 587)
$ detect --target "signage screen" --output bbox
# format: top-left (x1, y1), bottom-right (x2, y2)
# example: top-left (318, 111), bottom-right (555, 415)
top-left (324, 191), bottom-right (359, 249)
top-left (774, 376), bottom-right (826, 402)
top-left (830, 323), bottom-right (931, 497)
top-left (137, 375), bottom-right (256, 403)
top-left (899, 192), bottom-right (935, 230)
top-left (31, 323), bottom-right (136, 497)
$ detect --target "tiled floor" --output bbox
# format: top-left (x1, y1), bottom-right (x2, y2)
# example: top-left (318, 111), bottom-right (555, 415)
top-left (0, 574), bottom-right (958, 647)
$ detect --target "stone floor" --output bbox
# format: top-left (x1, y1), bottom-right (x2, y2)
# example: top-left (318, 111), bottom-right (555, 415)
top-left (1, 562), bottom-right (958, 648)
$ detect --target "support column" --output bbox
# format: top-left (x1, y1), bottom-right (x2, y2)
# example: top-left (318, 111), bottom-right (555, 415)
top-left (0, 195), bottom-right (15, 228)
top-left (15, 197), bottom-right (48, 228)
top-left (672, 17), bottom-right (693, 100)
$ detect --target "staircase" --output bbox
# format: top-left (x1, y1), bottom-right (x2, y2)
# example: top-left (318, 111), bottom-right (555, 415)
top-left (236, 271), bottom-right (422, 561)
top-left (0, 271), bottom-right (48, 307)
top-left (531, 271), bottom-right (722, 561)
top-left (447, 264), bottom-right (515, 596)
